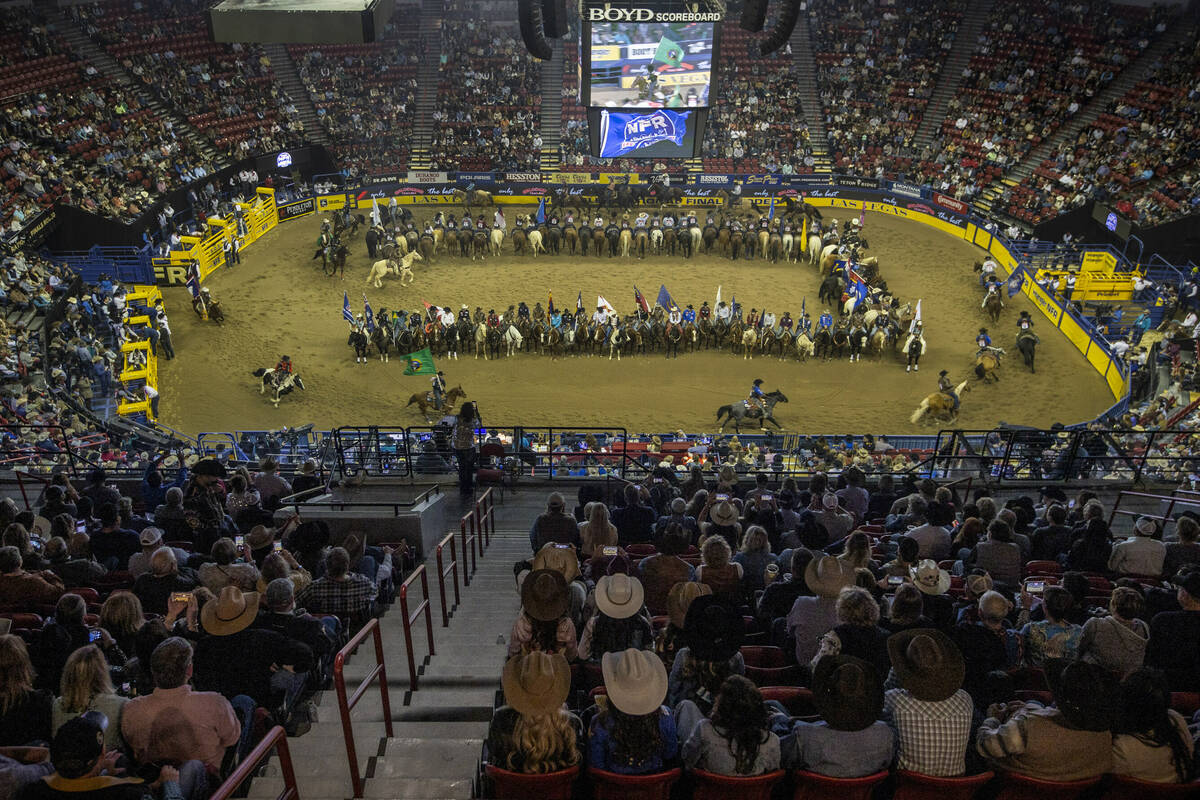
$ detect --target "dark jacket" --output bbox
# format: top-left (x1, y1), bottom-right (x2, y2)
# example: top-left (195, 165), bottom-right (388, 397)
top-left (194, 627), bottom-right (314, 706)
top-left (611, 503), bottom-right (656, 546)
top-left (132, 570), bottom-right (199, 615)
top-left (46, 557), bottom-right (108, 588)
top-left (1030, 524), bottom-right (1073, 562)
top-left (1146, 609), bottom-right (1200, 691)
top-left (0, 689), bottom-right (51, 746)
top-left (89, 528), bottom-right (140, 570)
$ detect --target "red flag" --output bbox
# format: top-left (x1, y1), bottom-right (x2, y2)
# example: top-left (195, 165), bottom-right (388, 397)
top-left (421, 300), bottom-right (433, 310)
top-left (634, 285), bottom-right (650, 314)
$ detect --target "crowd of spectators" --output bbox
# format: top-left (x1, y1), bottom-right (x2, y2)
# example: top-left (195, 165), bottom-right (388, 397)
top-left (489, 475), bottom-right (1200, 790)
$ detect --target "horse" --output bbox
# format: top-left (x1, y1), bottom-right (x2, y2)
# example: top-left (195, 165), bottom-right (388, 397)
top-left (619, 227), bottom-right (632, 258)
top-left (418, 234), bottom-right (436, 263)
top-left (831, 326), bottom-right (850, 360)
top-left (443, 322), bottom-right (461, 361)
top-left (740, 327), bottom-right (758, 360)
top-left (593, 227), bottom-right (607, 258)
top-left (813, 327), bottom-right (834, 360)
top-left (527, 229), bottom-right (546, 257)
top-left (715, 389), bottom-right (788, 433)
top-left (405, 386), bottom-right (466, 423)
top-left (472, 229), bottom-right (489, 261)
top-left (869, 327), bottom-right (890, 361)
top-left (370, 325), bottom-right (392, 362)
top-left (606, 325), bottom-right (628, 360)
top-left (984, 291), bottom-right (1004, 323)
top-left (808, 233), bottom-right (823, 266)
top-left (910, 380), bottom-right (970, 425)
top-left (251, 368), bottom-right (305, 407)
top-left (1017, 330), bottom-right (1039, 372)
top-left (473, 323), bottom-right (488, 359)
top-left (489, 227), bottom-right (505, 257)
top-left (366, 251), bottom-right (423, 288)
top-left (347, 328), bottom-right (369, 363)
top-left (847, 324), bottom-right (868, 362)
top-left (451, 188), bottom-right (492, 212)
top-left (634, 228), bottom-right (649, 259)
top-left (664, 323), bottom-right (683, 359)
top-left (767, 232), bottom-right (783, 263)
top-left (819, 274), bottom-right (841, 306)
top-left (650, 226), bottom-right (663, 255)
top-left (757, 327), bottom-right (777, 357)
top-left (503, 323), bottom-right (524, 357)
top-left (564, 226), bottom-right (578, 255)
top-left (794, 330), bottom-right (815, 361)
top-left (975, 348), bottom-right (1004, 382)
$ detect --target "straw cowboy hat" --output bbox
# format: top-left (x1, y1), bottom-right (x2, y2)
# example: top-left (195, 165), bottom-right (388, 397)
top-left (502, 651), bottom-right (571, 716)
top-left (30, 515), bottom-right (51, 538)
top-left (531, 542), bottom-right (581, 583)
top-left (805, 555), bottom-right (856, 599)
top-left (201, 587), bottom-right (261, 636)
top-left (911, 559), bottom-right (951, 595)
top-left (812, 655), bottom-right (884, 732)
top-left (667, 581), bottom-right (711, 628)
top-left (595, 574), bottom-right (644, 620)
top-left (683, 595), bottom-right (744, 663)
top-left (965, 573), bottom-right (994, 598)
top-left (603, 648), bottom-right (668, 716)
top-left (710, 500), bottom-right (739, 527)
top-left (887, 628), bottom-right (965, 702)
top-left (520, 569), bottom-right (569, 622)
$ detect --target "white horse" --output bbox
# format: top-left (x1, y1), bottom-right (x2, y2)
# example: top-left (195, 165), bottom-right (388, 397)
top-left (608, 326), bottom-right (627, 361)
top-left (474, 322), bottom-right (488, 359)
top-left (741, 328), bottom-right (758, 360)
top-left (807, 234), bottom-right (823, 265)
top-left (250, 368), bottom-right (305, 407)
top-left (366, 251), bottom-right (422, 288)
top-left (489, 227), bottom-right (505, 257)
top-left (819, 244), bottom-right (840, 274)
top-left (689, 225), bottom-right (702, 255)
top-left (794, 330), bottom-right (815, 361)
top-left (503, 324), bottom-right (524, 356)
top-left (527, 229), bottom-right (546, 257)
top-left (782, 231), bottom-right (794, 261)
top-left (650, 227), bottom-right (663, 254)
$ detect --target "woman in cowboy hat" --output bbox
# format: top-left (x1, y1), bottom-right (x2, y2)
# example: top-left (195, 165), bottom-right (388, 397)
top-left (588, 648), bottom-right (678, 774)
top-left (682, 675), bottom-right (780, 776)
top-left (669, 596), bottom-right (746, 732)
top-left (698, 494), bottom-right (741, 552)
top-left (787, 555), bottom-right (856, 665)
top-left (488, 651), bottom-right (581, 774)
top-left (507, 570), bottom-right (578, 661)
top-left (577, 574), bottom-right (651, 662)
top-left (655, 582), bottom-right (711, 671)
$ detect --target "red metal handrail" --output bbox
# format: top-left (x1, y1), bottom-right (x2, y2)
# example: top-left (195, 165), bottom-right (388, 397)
top-left (476, 488), bottom-right (496, 548)
top-left (398, 565), bottom-right (435, 692)
top-left (208, 725), bottom-right (298, 800)
top-left (1108, 489), bottom-right (1200, 531)
top-left (435, 532), bottom-right (459, 627)
top-left (459, 513), bottom-right (479, 585)
top-left (333, 618), bottom-right (394, 798)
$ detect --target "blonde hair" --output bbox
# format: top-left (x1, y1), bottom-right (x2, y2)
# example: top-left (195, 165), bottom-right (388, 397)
top-left (0, 634), bottom-right (34, 714)
top-left (100, 592), bottom-right (144, 641)
top-left (739, 525), bottom-right (769, 554)
top-left (718, 465), bottom-right (736, 484)
top-left (580, 503), bottom-right (618, 556)
top-left (701, 535), bottom-right (732, 568)
top-left (836, 586), bottom-right (880, 627)
top-left (509, 710), bottom-right (580, 773)
top-left (60, 645), bottom-right (114, 714)
top-left (839, 532), bottom-right (873, 570)
top-left (2, 523), bottom-right (30, 554)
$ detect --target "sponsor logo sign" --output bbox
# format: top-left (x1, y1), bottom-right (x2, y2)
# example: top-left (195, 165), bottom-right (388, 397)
top-left (502, 171), bottom-right (541, 183)
top-left (276, 197), bottom-right (314, 221)
top-left (586, 7), bottom-right (722, 22)
top-left (890, 181), bottom-right (923, 198)
top-left (599, 109), bottom-right (690, 158)
top-left (933, 192), bottom-right (969, 215)
top-left (836, 175), bottom-right (878, 189)
top-left (697, 175), bottom-right (732, 185)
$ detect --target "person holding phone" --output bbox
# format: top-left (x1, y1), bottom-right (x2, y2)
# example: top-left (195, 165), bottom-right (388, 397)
top-left (197, 537), bottom-right (260, 593)
top-left (451, 401), bottom-right (480, 495)
top-left (32, 594), bottom-right (126, 694)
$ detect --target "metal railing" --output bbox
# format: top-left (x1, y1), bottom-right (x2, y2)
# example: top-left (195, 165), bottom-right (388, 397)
top-left (435, 532), bottom-right (460, 627)
top-left (398, 565), bottom-right (435, 691)
top-left (1108, 490), bottom-right (1200, 534)
top-left (208, 726), bottom-right (298, 800)
top-left (284, 485), bottom-right (441, 515)
top-left (332, 617), bottom-right (394, 798)
top-left (459, 512), bottom-right (479, 587)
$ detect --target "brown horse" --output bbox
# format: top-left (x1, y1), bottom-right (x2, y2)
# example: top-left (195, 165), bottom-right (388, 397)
top-left (984, 292), bottom-right (1003, 323)
top-left (975, 350), bottom-right (1003, 382)
top-left (404, 385), bottom-right (466, 422)
top-left (910, 380), bottom-right (970, 424)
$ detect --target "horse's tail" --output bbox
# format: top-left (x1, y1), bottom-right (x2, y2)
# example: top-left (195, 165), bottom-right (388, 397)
top-left (405, 396), bottom-right (417, 407)
top-left (251, 368), bottom-right (267, 377)
top-left (974, 363), bottom-right (986, 379)
top-left (716, 405), bottom-right (731, 421)
top-left (910, 399), bottom-right (929, 425)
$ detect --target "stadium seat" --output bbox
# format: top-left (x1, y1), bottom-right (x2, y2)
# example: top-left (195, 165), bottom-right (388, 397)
top-left (587, 767), bottom-right (682, 800)
top-left (744, 664), bottom-right (804, 688)
top-left (758, 687), bottom-right (817, 717)
top-left (1024, 561), bottom-right (1061, 576)
top-left (739, 646), bottom-right (786, 668)
top-left (691, 768), bottom-right (785, 800)
top-left (893, 770), bottom-right (995, 800)
top-left (992, 771), bottom-right (1103, 800)
top-left (792, 769), bottom-right (889, 800)
top-left (66, 587), bottom-right (101, 604)
top-left (484, 764), bottom-right (579, 799)
top-left (1170, 693), bottom-right (1200, 716)
top-left (1102, 775), bottom-right (1200, 799)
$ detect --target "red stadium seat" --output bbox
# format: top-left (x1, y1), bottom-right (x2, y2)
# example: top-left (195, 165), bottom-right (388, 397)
top-left (758, 687), bottom-right (817, 717)
top-left (993, 771), bottom-right (1103, 800)
top-left (587, 767), bottom-right (682, 800)
top-left (1102, 775), bottom-right (1200, 799)
top-left (485, 764), bottom-right (579, 800)
top-left (692, 768), bottom-right (785, 800)
top-left (893, 770), bottom-right (994, 800)
top-left (739, 646), bottom-right (786, 668)
top-left (792, 769), bottom-right (889, 800)
top-left (1024, 561), bottom-right (1061, 576)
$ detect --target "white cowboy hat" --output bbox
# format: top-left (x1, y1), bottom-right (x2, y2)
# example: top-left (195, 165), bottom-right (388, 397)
top-left (911, 559), bottom-right (951, 595)
top-left (602, 648), bottom-right (668, 716)
top-left (594, 574), bottom-right (644, 620)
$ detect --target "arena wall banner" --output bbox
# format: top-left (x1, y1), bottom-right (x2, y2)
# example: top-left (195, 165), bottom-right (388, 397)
top-left (933, 192), bottom-right (970, 215)
top-left (277, 196), bottom-right (316, 221)
top-left (544, 172), bottom-right (597, 185)
top-left (457, 172), bottom-right (498, 184)
top-left (406, 171), bottom-right (449, 184)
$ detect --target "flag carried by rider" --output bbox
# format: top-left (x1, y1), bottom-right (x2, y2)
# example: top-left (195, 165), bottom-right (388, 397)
top-left (767, 196), bottom-right (776, 221)
top-left (715, 285), bottom-right (722, 308)
top-left (597, 295), bottom-right (616, 315)
top-left (363, 294), bottom-right (376, 332)
top-left (657, 285), bottom-right (677, 311)
top-left (1007, 269), bottom-right (1025, 298)
top-left (634, 286), bottom-right (650, 315)
top-left (548, 291), bottom-right (554, 315)
top-left (535, 197), bottom-right (547, 225)
top-left (576, 291), bottom-right (583, 313)
top-left (342, 291), bottom-right (354, 324)
top-left (187, 272), bottom-right (201, 300)
top-left (911, 299), bottom-right (923, 333)
top-left (401, 347), bottom-right (437, 376)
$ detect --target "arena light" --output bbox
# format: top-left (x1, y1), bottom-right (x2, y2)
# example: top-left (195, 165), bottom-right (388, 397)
top-left (518, 0), bottom-right (554, 59)
top-left (739, 0), bottom-right (767, 32)
top-left (758, 0), bottom-right (800, 55)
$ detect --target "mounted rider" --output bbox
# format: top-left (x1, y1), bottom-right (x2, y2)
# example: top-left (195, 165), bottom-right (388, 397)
top-left (979, 256), bottom-right (998, 286)
top-left (975, 327), bottom-right (1005, 358)
top-left (592, 304), bottom-right (610, 327)
top-left (798, 309), bottom-right (812, 334)
top-left (981, 279), bottom-right (1002, 309)
top-left (487, 309), bottom-right (500, 328)
top-left (745, 308), bottom-right (759, 328)
top-left (517, 301), bottom-right (530, 322)
top-left (818, 310), bottom-right (834, 330)
top-left (681, 305), bottom-right (696, 324)
top-left (458, 305), bottom-right (472, 324)
top-left (1017, 310), bottom-right (1035, 332)
top-left (746, 378), bottom-right (766, 414)
top-left (761, 310), bottom-right (776, 331)
top-left (431, 371), bottom-right (446, 410)
top-left (938, 370), bottom-right (960, 411)
top-left (715, 301), bottom-right (732, 323)
top-left (667, 305), bottom-right (683, 336)
top-left (780, 311), bottom-right (794, 332)
top-left (904, 322), bottom-right (926, 372)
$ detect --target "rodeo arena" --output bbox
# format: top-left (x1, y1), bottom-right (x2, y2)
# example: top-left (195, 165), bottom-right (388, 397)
top-left (7, 0), bottom-right (1200, 798)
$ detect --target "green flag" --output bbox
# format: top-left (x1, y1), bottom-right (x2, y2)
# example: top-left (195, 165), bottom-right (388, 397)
top-left (653, 36), bottom-right (683, 68)
top-left (402, 347), bottom-right (437, 376)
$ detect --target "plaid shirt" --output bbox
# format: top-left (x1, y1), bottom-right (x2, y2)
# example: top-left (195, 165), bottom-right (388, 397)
top-left (883, 688), bottom-right (974, 777)
top-left (295, 573), bottom-right (377, 621)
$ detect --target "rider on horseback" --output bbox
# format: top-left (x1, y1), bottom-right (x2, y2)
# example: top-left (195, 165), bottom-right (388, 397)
top-left (746, 379), bottom-right (766, 414)
top-left (458, 305), bottom-right (471, 324)
top-left (975, 327), bottom-right (1003, 358)
top-left (275, 355), bottom-right (293, 375)
top-left (682, 305), bottom-right (696, 324)
top-left (981, 280), bottom-right (1002, 309)
top-left (487, 309), bottom-right (500, 328)
top-left (938, 370), bottom-right (960, 411)
top-left (667, 305), bottom-right (683, 336)
top-left (1018, 311), bottom-right (1034, 332)
top-left (431, 371), bottom-right (446, 410)
top-left (780, 312), bottom-right (793, 332)
top-left (818, 310), bottom-right (834, 330)
top-left (699, 301), bottom-right (711, 321)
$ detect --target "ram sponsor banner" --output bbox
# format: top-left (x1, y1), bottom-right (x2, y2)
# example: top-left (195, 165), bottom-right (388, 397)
top-left (502, 171), bottom-right (542, 183)
top-left (545, 172), bottom-right (596, 184)
top-left (405, 171), bottom-right (448, 184)
top-left (598, 109), bottom-right (691, 158)
top-left (276, 196), bottom-right (315, 222)
top-left (889, 181), bottom-right (924, 199)
top-left (455, 171), bottom-right (496, 184)
top-left (933, 192), bottom-right (970, 215)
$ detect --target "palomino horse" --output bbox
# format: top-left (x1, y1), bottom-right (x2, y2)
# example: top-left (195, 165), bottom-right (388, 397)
top-left (251, 368), bottom-right (306, 407)
top-left (975, 348), bottom-right (1005, 382)
top-left (405, 386), bottom-right (467, 422)
top-left (794, 330), bottom-right (815, 361)
top-left (527, 228), bottom-right (546, 257)
top-left (489, 227), bottom-right (505, 257)
top-left (715, 389), bottom-right (789, 433)
top-left (1017, 330), bottom-right (1039, 372)
top-left (740, 327), bottom-right (758, 359)
top-left (366, 251), bottom-right (423, 288)
top-left (910, 380), bottom-right (970, 424)
top-left (984, 292), bottom-right (1004, 323)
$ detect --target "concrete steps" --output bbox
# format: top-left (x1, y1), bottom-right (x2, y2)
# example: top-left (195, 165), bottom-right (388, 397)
top-left (790, 17), bottom-right (831, 173)
top-left (264, 43), bottom-right (329, 146)
top-left (410, 0), bottom-right (443, 161)
top-left (912, 0), bottom-right (994, 150)
top-left (538, 43), bottom-right (566, 170)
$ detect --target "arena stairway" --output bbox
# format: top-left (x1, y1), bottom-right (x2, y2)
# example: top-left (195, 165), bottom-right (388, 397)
top-left (264, 44), bottom-right (330, 147)
top-left (51, 8), bottom-right (222, 166)
top-left (408, 0), bottom-right (444, 169)
top-left (538, 44), bottom-right (565, 172)
top-left (911, 0), bottom-right (995, 152)
top-left (790, 16), bottom-right (831, 175)
top-left (243, 490), bottom-right (540, 800)
top-left (974, 20), bottom-right (1196, 218)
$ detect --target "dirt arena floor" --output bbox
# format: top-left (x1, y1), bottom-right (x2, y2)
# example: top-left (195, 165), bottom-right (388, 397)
top-left (156, 206), bottom-right (1112, 436)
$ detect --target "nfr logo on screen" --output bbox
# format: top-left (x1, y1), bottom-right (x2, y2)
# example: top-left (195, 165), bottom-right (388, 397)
top-left (1105, 212), bottom-right (1118, 232)
top-left (600, 109), bottom-right (690, 157)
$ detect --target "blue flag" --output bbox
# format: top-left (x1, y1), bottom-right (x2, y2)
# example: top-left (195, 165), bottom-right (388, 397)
top-left (363, 294), bottom-right (375, 332)
top-left (548, 291), bottom-right (554, 315)
top-left (768, 196), bottom-right (775, 221)
top-left (801, 298), bottom-right (806, 316)
top-left (1007, 270), bottom-right (1025, 298)
top-left (657, 284), bottom-right (677, 311)
top-left (342, 291), bottom-right (354, 324)
top-left (854, 279), bottom-right (868, 306)
top-left (535, 197), bottom-right (546, 225)
top-left (186, 272), bottom-right (200, 300)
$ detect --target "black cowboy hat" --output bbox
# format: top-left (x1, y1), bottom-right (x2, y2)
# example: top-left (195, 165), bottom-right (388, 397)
top-left (939, 370), bottom-right (948, 376)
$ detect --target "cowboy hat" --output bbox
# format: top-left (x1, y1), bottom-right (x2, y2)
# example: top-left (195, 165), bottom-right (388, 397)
top-left (595, 574), bottom-right (644, 620)
top-left (804, 555), bottom-right (856, 599)
top-left (520, 569), bottom-right (569, 622)
top-left (812, 655), bottom-right (884, 732)
top-left (502, 651), bottom-right (570, 716)
top-left (531, 542), bottom-right (580, 583)
top-left (887, 628), bottom-right (965, 702)
top-left (603, 648), bottom-right (668, 716)
top-left (667, 581), bottom-right (711, 628)
top-left (910, 559), bottom-right (951, 595)
top-left (259, 455), bottom-right (279, 471)
top-left (201, 586), bottom-right (260, 636)
top-left (683, 595), bottom-right (744, 663)
top-left (192, 458), bottom-right (227, 478)
top-left (965, 573), bottom-right (994, 598)
top-left (711, 501), bottom-right (739, 527)
top-left (246, 524), bottom-right (274, 550)
top-left (299, 459), bottom-right (317, 475)
top-left (30, 515), bottom-right (51, 538)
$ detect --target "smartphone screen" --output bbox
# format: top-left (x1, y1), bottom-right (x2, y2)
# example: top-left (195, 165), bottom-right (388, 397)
top-left (273, 541), bottom-right (283, 552)
top-left (171, 592), bottom-right (193, 604)
top-left (602, 546), bottom-right (618, 557)
top-left (762, 493), bottom-right (773, 501)
top-left (76, 521), bottom-right (86, 533)
top-left (887, 575), bottom-right (904, 586)
top-left (1026, 580), bottom-right (1045, 594)
top-left (88, 629), bottom-right (102, 643)
top-left (716, 493), bottom-right (729, 501)
top-left (234, 535), bottom-right (245, 548)
top-left (653, 477), bottom-right (663, 484)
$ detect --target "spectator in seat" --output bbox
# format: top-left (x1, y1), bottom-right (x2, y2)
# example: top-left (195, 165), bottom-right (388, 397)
top-left (669, 596), bottom-right (746, 731)
top-left (881, 535), bottom-right (921, 580)
top-left (1068, 520), bottom-right (1114, 574)
top-left (197, 538), bottom-right (259, 593)
top-left (152, 488), bottom-right (190, 545)
top-left (734, 526), bottom-right (777, 595)
top-left (612, 486), bottom-right (656, 547)
top-left (578, 502), bottom-right (618, 558)
top-left (508, 569), bottom-right (577, 661)
top-left (0, 746), bottom-right (54, 798)
top-left (193, 587), bottom-right (312, 716)
top-left (39, 486), bottom-right (77, 521)
top-left (43, 534), bottom-right (107, 588)
top-left (578, 574), bottom-right (651, 662)
top-left (90, 504), bottom-right (140, 571)
top-left (1021, 585), bottom-right (1082, 666)
top-left (98, 592), bottom-right (145, 657)
top-left (528, 493), bottom-right (579, 553)
top-left (33, 594), bottom-right (125, 694)
top-left (884, 629), bottom-right (974, 777)
top-left (140, 455), bottom-right (187, 513)
top-left (254, 578), bottom-right (335, 689)
top-left (1163, 516), bottom-right (1200, 579)
top-left (788, 556), bottom-right (855, 665)
top-left (488, 652), bottom-right (581, 774)
top-left (1146, 568), bottom-right (1200, 691)
top-left (954, 590), bottom-right (1022, 702)
top-left (699, 496), bottom-right (742, 549)
top-left (290, 460), bottom-right (322, 497)
top-left (0, 634), bottom-right (51, 747)
top-left (656, 582), bottom-right (710, 672)
top-left (682, 675), bottom-right (780, 776)
top-left (121, 637), bottom-right (240, 775)
top-left (1112, 667), bottom-right (1195, 784)
top-left (1109, 516), bottom-right (1166, 577)
top-left (127, 528), bottom-right (188, 580)
top-left (132, 548), bottom-right (198, 616)
top-left (815, 493), bottom-right (854, 546)
top-left (965, 519), bottom-right (1023, 588)
top-left (51, 645), bottom-right (126, 751)
top-left (909, 560), bottom-right (957, 630)
top-left (588, 648), bottom-right (678, 774)
top-left (810, 586), bottom-right (891, 678)
top-left (885, 583), bottom-right (933, 634)
top-left (0, 545), bottom-right (63, 607)
top-left (295, 546), bottom-right (377, 631)
top-left (255, 550), bottom-right (313, 596)
top-left (758, 548), bottom-right (813, 625)
top-left (80, 468), bottom-right (120, 509)
top-left (781, 654), bottom-right (894, 776)
top-left (904, 501), bottom-right (952, 561)
top-left (252, 456), bottom-right (291, 509)
top-left (696, 535), bottom-right (742, 603)
top-left (1030, 503), bottom-right (1072, 561)
top-left (637, 525), bottom-right (694, 616)
top-left (655, 497), bottom-right (698, 543)
top-left (4, 524), bottom-right (45, 572)
top-left (1078, 586), bottom-right (1148, 678)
